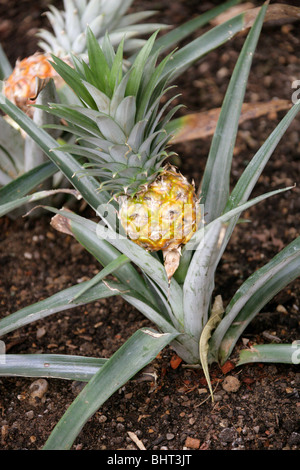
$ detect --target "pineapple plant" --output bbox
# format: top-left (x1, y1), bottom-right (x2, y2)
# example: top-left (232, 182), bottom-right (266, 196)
top-left (2, 0), bottom-right (165, 116)
top-left (1, 3), bottom-right (300, 451)
top-left (42, 29), bottom-right (201, 279)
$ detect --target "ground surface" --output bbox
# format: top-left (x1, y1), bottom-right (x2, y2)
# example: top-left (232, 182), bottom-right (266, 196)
top-left (0, 0), bottom-right (299, 451)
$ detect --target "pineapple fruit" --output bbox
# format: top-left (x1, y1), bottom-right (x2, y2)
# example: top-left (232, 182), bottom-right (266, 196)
top-left (119, 166), bottom-right (200, 280)
top-left (119, 166), bottom-right (199, 252)
top-left (45, 30), bottom-right (201, 280)
top-left (2, 0), bottom-right (165, 115)
top-left (2, 53), bottom-right (59, 117)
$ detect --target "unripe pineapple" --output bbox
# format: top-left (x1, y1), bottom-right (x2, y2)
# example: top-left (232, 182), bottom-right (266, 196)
top-left (2, 0), bottom-right (165, 115)
top-left (119, 166), bottom-right (200, 252)
top-left (44, 30), bottom-right (201, 280)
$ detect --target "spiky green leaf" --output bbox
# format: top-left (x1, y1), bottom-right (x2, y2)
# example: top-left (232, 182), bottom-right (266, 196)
top-left (43, 328), bottom-right (178, 450)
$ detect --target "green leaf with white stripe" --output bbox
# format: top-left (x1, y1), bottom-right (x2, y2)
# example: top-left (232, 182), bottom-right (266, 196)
top-left (0, 354), bottom-right (107, 381)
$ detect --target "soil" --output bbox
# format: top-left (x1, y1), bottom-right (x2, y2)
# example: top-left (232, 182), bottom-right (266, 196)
top-left (0, 0), bottom-right (299, 452)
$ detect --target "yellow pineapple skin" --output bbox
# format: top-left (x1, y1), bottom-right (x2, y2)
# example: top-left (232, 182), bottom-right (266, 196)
top-left (119, 168), bottom-right (200, 252)
top-left (3, 53), bottom-right (56, 116)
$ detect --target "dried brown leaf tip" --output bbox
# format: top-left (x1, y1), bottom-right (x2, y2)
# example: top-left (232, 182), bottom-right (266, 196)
top-left (244, 3), bottom-right (300, 30)
top-left (50, 211), bottom-right (73, 237)
top-left (163, 248), bottom-right (181, 283)
top-left (171, 100), bottom-right (291, 144)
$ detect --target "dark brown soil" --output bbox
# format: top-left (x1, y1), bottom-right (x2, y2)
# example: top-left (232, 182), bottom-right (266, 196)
top-left (0, 0), bottom-right (299, 452)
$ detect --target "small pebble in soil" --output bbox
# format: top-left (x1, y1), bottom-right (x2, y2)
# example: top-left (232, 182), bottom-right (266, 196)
top-left (212, 393), bottom-right (223, 402)
top-left (222, 375), bottom-right (241, 393)
top-left (116, 423), bottom-right (125, 432)
top-left (184, 436), bottom-right (200, 449)
top-left (219, 427), bottom-right (237, 444)
top-left (98, 415), bottom-right (108, 423)
top-left (29, 379), bottom-right (48, 404)
top-left (25, 410), bottom-right (34, 420)
top-left (36, 326), bottom-right (46, 339)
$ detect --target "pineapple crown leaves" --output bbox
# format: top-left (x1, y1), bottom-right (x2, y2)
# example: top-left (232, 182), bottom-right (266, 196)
top-left (44, 29), bottom-right (182, 196)
top-left (37, 0), bottom-right (169, 56)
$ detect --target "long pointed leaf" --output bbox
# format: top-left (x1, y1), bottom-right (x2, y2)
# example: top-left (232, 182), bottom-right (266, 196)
top-left (159, 3), bottom-right (300, 83)
top-left (48, 207), bottom-right (185, 331)
top-left (217, 100), bottom-right (300, 261)
top-left (0, 264), bottom-right (172, 341)
top-left (43, 328), bottom-right (178, 450)
top-left (183, 221), bottom-right (224, 341)
top-left (95, 217), bottom-right (185, 330)
top-left (49, 55), bottom-right (96, 109)
top-left (0, 96), bottom-right (110, 211)
top-left (185, 185), bottom-right (294, 252)
top-left (177, 183), bottom-right (294, 287)
top-left (0, 188), bottom-right (80, 218)
top-left (150, 0), bottom-right (242, 56)
top-left (176, 104), bottom-right (299, 284)
top-left (200, 3), bottom-right (267, 224)
top-left (0, 279), bottom-right (126, 337)
top-left (125, 31), bottom-right (158, 98)
top-left (209, 236), bottom-right (300, 364)
top-left (51, 211), bottom-right (156, 306)
top-left (69, 254), bottom-right (130, 302)
top-left (121, 289), bottom-right (178, 335)
top-left (159, 9), bottom-right (251, 83)
top-left (0, 161), bottom-right (56, 205)
top-left (0, 354), bottom-right (107, 381)
top-left (238, 343), bottom-right (300, 366)
top-left (226, 101), bottom-right (300, 213)
top-left (0, 44), bottom-right (12, 79)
